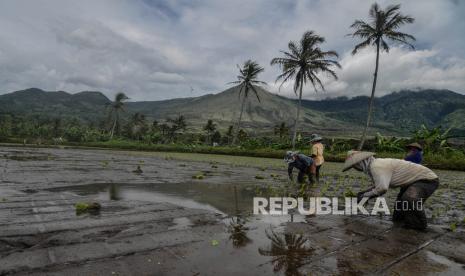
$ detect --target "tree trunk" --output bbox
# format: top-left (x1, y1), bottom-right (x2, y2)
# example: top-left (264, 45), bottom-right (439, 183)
top-left (232, 87), bottom-right (248, 145)
top-left (358, 41), bottom-right (380, 150)
top-left (110, 111), bottom-right (118, 139)
top-left (291, 82), bottom-right (303, 150)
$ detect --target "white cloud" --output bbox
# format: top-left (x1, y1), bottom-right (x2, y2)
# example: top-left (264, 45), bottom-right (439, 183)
top-left (0, 0), bottom-right (464, 101)
top-left (302, 47), bottom-right (465, 100)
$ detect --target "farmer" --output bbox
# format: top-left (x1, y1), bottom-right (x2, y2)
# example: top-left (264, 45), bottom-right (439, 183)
top-left (310, 134), bottom-right (324, 183)
top-left (343, 151), bottom-right (439, 230)
top-left (404, 142), bottom-right (423, 164)
top-left (285, 151), bottom-right (316, 185)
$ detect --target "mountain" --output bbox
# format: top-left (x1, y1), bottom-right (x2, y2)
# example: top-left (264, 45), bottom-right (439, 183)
top-left (1, 87), bottom-right (465, 137)
top-left (0, 88), bottom-right (110, 123)
top-left (125, 86), bottom-right (361, 135)
top-left (299, 89), bottom-right (465, 136)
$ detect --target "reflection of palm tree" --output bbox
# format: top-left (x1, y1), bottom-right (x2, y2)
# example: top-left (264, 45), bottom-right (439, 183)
top-left (228, 185), bottom-right (251, 247)
top-left (109, 183), bottom-right (120, 200)
top-left (228, 216), bottom-right (251, 248)
top-left (259, 229), bottom-right (314, 276)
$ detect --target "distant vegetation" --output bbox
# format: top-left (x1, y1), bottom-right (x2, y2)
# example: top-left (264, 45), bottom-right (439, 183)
top-left (0, 113), bottom-right (464, 170)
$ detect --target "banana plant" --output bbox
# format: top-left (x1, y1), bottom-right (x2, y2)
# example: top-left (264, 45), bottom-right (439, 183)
top-left (375, 132), bottom-right (403, 152)
top-left (413, 124), bottom-right (452, 152)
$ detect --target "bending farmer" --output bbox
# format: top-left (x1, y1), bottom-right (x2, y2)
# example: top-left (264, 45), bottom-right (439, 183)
top-left (342, 151), bottom-right (439, 230)
top-left (285, 151), bottom-right (316, 185)
top-left (310, 134), bottom-right (324, 183)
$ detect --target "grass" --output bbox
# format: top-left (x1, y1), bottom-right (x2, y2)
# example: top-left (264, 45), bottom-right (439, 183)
top-left (1, 139), bottom-right (465, 170)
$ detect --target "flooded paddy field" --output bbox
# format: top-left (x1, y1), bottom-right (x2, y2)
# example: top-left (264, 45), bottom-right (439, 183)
top-left (0, 146), bottom-right (464, 275)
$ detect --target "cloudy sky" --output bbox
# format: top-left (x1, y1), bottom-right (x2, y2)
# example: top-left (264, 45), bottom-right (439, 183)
top-left (0, 0), bottom-right (464, 101)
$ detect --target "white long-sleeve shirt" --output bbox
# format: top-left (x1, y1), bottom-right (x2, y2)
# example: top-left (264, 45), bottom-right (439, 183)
top-left (364, 158), bottom-right (438, 197)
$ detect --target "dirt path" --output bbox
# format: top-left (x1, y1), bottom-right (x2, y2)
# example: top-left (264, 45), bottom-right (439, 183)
top-left (0, 146), bottom-right (464, 275)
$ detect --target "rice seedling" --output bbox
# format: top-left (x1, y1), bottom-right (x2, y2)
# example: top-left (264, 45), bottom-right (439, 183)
top-left (75, 202), bottom-right (101, 215)
top-left (192, 173), bottom-right (205, 179)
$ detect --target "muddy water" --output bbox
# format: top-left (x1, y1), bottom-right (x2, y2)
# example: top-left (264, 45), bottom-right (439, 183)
top-left (1, 146), bottom-right (465, 275)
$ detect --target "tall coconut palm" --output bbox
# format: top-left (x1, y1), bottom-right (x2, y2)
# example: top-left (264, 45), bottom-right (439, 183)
top-left (108, 92), bottom-right (129, 139)
top-left (229, 60), bottom-right (266, 145)
top-left (271, 31), bottom-right (340, 149)
top-left (350, 3), bottom-right (415, 150)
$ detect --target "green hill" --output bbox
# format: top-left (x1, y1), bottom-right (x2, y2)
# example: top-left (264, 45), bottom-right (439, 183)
top-left (1, 87), bottom-right (464, 137)
top-left (299, 89), bottom-right (465, 136)
top-left (0, 88), bottom-right (110, 123)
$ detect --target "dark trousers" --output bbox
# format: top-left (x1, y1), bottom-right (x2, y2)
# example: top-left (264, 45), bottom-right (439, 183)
top-left (392, 179), bottom-right (439, 230)
top-left (297, 168), bottom-right (314, 185)
top-left (315, 165), bottom-right (322, 182)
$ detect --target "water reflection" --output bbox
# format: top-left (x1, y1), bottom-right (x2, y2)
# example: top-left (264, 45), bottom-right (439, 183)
top-left (109, 183), bottom-right (121, 200)
top-left (228, 215), bottom-right (251, 248)
top-left (259, 229), bottom-right (314, 276)
top-left (228, 185), bottom-right (252, 248)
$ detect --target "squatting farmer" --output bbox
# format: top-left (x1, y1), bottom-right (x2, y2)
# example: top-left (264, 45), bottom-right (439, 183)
top-left (404, 142), bottom-right (423, 164)
top-left (342, 151), bottom-right (439, 230)
top-left (285, 151), bottom-right (316, 185)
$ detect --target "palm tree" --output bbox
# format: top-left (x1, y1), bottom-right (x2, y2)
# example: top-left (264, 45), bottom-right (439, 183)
top-left (226, 125), bottom-right (234, 145)
top-left (108, 92), bottom-right (129, 139)
top-left (167, 115), bottom-right (187, 142)
top-left (128, 112), bottom-right (148, 140)
top-left (203, 119), bottom-right (217, 145)
top-left (274, 122), bottom-right (290, 141)
top-left (229, 60), bottom-right (266, 145)
top-left (350, 3), bottom-right (415, 150)
top-left (271, 31), bottom-right (340, 149)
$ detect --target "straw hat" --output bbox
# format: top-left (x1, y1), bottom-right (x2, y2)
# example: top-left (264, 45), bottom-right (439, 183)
top-left (284, 151), bottom-right (298, 163)
top-left (342, 150), bottom-right (376, 172)
top-left (310, 134), bottom-right (323, 142)
top-left (406, 142), bottom-right (423, 151)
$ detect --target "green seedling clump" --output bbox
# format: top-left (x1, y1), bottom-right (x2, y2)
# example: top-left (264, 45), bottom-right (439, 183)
top-left (192, 173), bottom-right (204, 179)
top-left (255, 175), bottom-right (265, 180)
top-left (450, 222), bottom-right (457, 232)
top-left (75, 202), bottom-right (101, 215)
top-left (344, 188), bottom-right (356, 197)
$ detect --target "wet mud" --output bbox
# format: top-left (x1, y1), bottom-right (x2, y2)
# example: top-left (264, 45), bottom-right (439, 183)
top-left (0, 146), bottom-right (464, 275)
